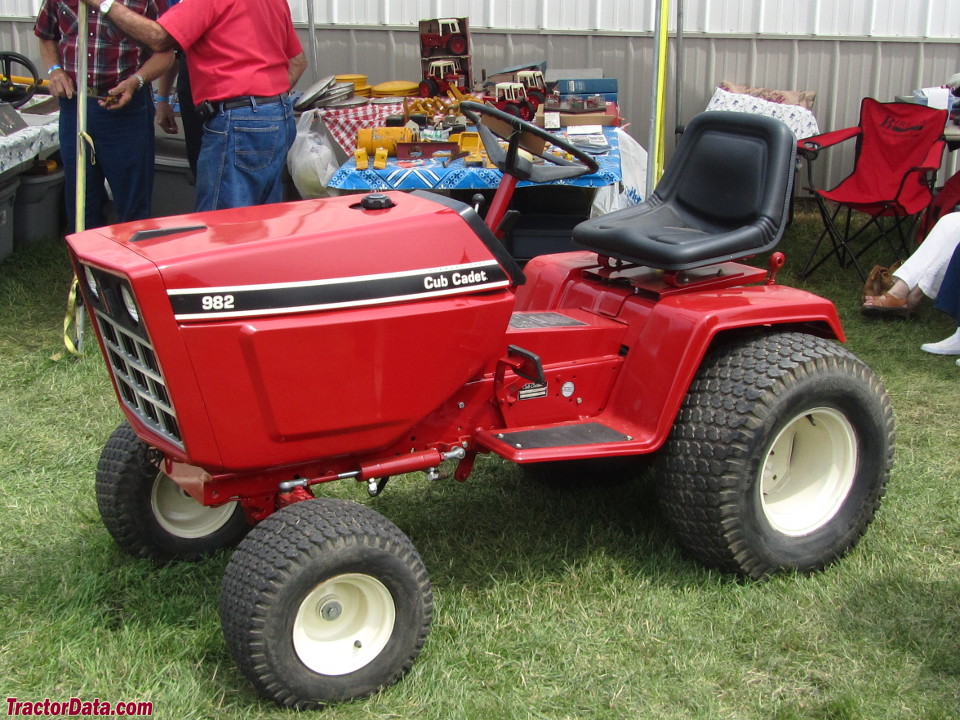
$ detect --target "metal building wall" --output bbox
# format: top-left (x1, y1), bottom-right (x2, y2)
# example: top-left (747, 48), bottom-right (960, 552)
top-left (2, 0), bottom-right (958, 188)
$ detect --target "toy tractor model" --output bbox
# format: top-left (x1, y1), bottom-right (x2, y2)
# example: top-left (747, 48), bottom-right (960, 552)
top-left (66, 102), bottom-right (894, 709)
top-left (419, 59), bottom-right (467, 98)
top-left (516, 69), bottom-right (547, 108)
top-left (487, 81), bottom-right (536, 121)
top-left (419, 17), bottom-right (468, 56)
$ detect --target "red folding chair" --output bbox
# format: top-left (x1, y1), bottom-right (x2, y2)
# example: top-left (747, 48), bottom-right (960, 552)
top-left (797, 98), bottom-right (947, 280)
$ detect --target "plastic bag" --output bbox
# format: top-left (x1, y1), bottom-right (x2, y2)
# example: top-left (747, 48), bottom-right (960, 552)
top-left (286, 109), bottom-right (341, 198)
top-left (589, 127), bottom-right (647, 217)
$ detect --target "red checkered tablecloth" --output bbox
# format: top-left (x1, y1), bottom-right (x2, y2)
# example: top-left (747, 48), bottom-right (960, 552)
top-left (316, 102), bottom-right (404, 153)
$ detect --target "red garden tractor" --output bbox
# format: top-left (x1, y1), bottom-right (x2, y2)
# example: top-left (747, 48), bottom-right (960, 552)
top-left (487, 81), bottom-right (536, 121)
top-left (418, 59), bottom-right (467, 98)
top-left (66, 103), bottom-right (894, 708)
top-left (419, 17), bottom-right (468, 56)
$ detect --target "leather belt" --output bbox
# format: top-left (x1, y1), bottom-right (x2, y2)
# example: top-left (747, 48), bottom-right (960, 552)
top-left (197, 94), bottom-right (287, 121)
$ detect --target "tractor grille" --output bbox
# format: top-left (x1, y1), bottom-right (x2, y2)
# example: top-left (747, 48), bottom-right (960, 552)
top-left (80, 265), bottom-right (183, 449)
top-left (95, 309), bottom-right (182, 447)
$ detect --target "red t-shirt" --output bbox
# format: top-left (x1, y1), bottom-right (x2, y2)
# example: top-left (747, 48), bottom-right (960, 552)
top-left (159, 0), bottom-right (302, 103)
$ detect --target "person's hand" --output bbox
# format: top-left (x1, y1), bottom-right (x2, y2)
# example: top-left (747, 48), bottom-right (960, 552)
top-left (102, 75), bottom-right (140, 110)
top-left (156, 100), bottom-right (179, 133)
top-left (46, 68), bottom-right (74, 99)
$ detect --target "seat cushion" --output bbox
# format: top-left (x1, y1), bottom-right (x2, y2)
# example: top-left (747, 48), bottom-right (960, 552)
top-left (573, 199), bottom-right (774, 270)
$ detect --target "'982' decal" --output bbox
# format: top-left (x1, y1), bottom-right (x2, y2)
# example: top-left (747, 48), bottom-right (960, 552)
top-left (201, 294), bottom-right (235, 311)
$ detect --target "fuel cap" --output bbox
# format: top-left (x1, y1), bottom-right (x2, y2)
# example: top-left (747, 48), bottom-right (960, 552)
top-left (360, 193), bottom-right (395, 210)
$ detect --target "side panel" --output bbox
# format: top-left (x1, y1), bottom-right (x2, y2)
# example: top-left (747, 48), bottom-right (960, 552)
top-left (178, 292), bottom-right (516, 471)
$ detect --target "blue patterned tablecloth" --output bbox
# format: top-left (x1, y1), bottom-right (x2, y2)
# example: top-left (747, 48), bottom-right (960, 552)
top-left (0, 104), bottom-right (59, 179)
top-left (328, 126), bottom-right (622, 191)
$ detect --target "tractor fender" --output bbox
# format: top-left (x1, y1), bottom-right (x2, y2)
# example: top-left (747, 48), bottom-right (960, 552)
top-left (613, 283), bottom-right (845, 451)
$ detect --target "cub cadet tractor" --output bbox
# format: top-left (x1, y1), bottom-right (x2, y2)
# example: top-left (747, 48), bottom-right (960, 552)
top-left (66, 103), bottom-right (894, 708)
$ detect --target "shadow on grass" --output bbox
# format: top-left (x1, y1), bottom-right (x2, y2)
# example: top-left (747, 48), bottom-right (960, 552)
top-left (838, 575), bottom-right (960, 679)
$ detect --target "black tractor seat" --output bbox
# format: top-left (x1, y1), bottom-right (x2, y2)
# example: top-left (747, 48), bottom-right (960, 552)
top-left (573, 111), bottom-right (796, 271)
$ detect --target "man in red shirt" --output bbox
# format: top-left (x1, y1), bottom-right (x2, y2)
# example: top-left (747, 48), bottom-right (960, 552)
top-left (35, 0), bottom-right (174, 228)
top-left (77, 0), bottom-right (307, 211)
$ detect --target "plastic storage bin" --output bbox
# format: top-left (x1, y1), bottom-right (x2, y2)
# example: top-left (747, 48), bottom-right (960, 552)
top-left (152, 136), bottom-right (195, 217)
top-left (0, 176), bottom-right (21, 263)
top-left (14, 168), bottom-right (64, 249)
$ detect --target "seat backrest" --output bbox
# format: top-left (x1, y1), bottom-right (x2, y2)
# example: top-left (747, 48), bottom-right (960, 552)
top-left (844, 99), bottom-right (947, 209)
top-left (571, 112), bottom-right (796, 271)
top-left (655, 110), bottom-right (795, 234)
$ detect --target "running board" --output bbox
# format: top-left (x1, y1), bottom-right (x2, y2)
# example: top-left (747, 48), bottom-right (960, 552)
top-left (476, 418), bottom-right (653, 463)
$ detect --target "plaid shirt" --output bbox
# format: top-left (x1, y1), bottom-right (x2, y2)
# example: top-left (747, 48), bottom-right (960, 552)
top-left (34, 0), bottom-right (165, 92)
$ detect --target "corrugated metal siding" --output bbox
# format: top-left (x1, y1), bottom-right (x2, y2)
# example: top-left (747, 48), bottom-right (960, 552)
top-left (2, 0), bottom-right (958, 187)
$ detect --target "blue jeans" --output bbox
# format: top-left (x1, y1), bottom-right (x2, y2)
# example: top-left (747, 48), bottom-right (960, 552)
top-left (195, 97), bottom-right (295, 211)
top-left (58, 87), bottom-right (155, 230)
top-left (934, 242), bottom-right (960, 325)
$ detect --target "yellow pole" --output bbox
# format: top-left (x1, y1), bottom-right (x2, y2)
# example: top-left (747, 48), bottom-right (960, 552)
top-left (63, 2), bottom-right (89, 356)
top-left (652, 0), bottom-right (671, 183)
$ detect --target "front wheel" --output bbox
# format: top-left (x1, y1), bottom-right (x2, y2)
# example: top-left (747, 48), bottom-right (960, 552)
top-left (656, 332), bottom-right (894, 579)
top-left (220, 498), bottom-right (432, 708)
top-left (96, 421), bottom-right (248, 560)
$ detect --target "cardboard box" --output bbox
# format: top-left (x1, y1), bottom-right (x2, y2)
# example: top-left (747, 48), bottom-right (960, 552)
top-left (555, 78), bottom-right (618, 95)
top-left (535, 102), bottom-right (621, 128)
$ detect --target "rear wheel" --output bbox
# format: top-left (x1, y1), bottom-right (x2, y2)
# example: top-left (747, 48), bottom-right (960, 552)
top-left (516, 100), bottom-right (535, 121)
top-left (656, 332), bottom-right (894, 579)
top-left (447, 34), bottom-right (468, 55)
top-left (220, 498), bottom-right (432, 708)
top-left (96, 421), bottom-right (248, 560)
top-left (418, 78), bottom-right (438, 97)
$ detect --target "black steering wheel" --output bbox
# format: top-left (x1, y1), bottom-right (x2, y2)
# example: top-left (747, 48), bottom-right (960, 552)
top-left (0, 52), bottom-right (40, 108)
top-left (459, 100), bottom-right (600, 184)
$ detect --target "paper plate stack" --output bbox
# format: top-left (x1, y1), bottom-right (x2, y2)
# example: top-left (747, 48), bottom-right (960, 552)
top-left (370, 81), bottom-right (420, 98)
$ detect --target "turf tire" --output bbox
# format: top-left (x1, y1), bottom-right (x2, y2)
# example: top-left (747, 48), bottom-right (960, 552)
top-left (656, 331), bottom-right (894, 579)
top-left (219, 498), bottom-right (433, 708)
top-left (95, 421), bottom-right (248, 560)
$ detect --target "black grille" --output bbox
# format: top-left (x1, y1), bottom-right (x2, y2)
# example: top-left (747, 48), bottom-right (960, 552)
top-left (80, 266), bottom-right (183, 449)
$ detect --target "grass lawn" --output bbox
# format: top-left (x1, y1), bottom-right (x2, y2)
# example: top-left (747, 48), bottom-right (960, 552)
top-left (1, 210), bottom-right (958, 720)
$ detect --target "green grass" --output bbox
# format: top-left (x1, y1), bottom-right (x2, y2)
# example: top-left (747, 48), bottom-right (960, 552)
top-left (1, 215), bottom-right (958, 720)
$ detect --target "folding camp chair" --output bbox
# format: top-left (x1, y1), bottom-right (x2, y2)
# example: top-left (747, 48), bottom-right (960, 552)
top-left (796, 98), bottom-right (947, 280)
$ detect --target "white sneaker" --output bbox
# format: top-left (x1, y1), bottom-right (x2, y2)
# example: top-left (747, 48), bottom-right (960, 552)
top-left (920, 328), bottom-right (960, 355)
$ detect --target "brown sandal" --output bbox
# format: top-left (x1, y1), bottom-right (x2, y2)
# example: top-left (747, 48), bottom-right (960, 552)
top-left (861, 291), bottom-right (913, 318)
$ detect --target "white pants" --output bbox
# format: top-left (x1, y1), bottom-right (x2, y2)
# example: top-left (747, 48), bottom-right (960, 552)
top-left (894, 211), bottom-right (960, 300)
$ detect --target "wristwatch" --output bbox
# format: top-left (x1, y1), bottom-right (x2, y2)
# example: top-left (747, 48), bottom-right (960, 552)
top-left (99, 0), bottom-right (115, 14)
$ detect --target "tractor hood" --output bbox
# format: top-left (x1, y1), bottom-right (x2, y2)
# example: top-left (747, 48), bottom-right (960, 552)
top-left (66, 191), bottom-right (521, 472)
top-left (70, 191), bottom-right (521, 321)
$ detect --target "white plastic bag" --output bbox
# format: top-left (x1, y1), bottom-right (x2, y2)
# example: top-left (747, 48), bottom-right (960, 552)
top-left (590, 128), bottom-right (647, 217)
top-left (286, 109), bottom-right (341, 198)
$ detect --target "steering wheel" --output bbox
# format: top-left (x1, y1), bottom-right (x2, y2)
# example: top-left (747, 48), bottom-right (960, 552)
top-left (0, 52), bottom-right (40, 108)
top-left (459, 100), bottom-right (600, 184)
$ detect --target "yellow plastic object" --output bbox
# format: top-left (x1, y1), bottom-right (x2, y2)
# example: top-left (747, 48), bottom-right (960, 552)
top-left (354, 147), bottom-right (369, 170)
top-left (355, 127), bottom-right (415, 156)
top-left (457, 131), bottom-right (486, 166)
top-left (371, 80), bottom-right (419, 97)
top-left (373, 147), bottom-right (389, 169)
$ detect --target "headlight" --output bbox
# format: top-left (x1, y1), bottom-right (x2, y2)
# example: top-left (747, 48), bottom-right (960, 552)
top-left (120, 284), bottom-right (140, 324)
top-left (83, 266), bottom-right (100, 300)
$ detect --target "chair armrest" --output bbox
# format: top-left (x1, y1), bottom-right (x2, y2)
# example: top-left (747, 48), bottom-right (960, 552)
top-left (797, 126), bottom-right (862, 158)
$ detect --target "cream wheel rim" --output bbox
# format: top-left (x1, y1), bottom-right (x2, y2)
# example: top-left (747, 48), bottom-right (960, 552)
top-left (760, 407), bottom-right (858, 537)
top-left (150, 472), bottom-right (238, 538)
top-left (293, 573), bottom-right (396, 676)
